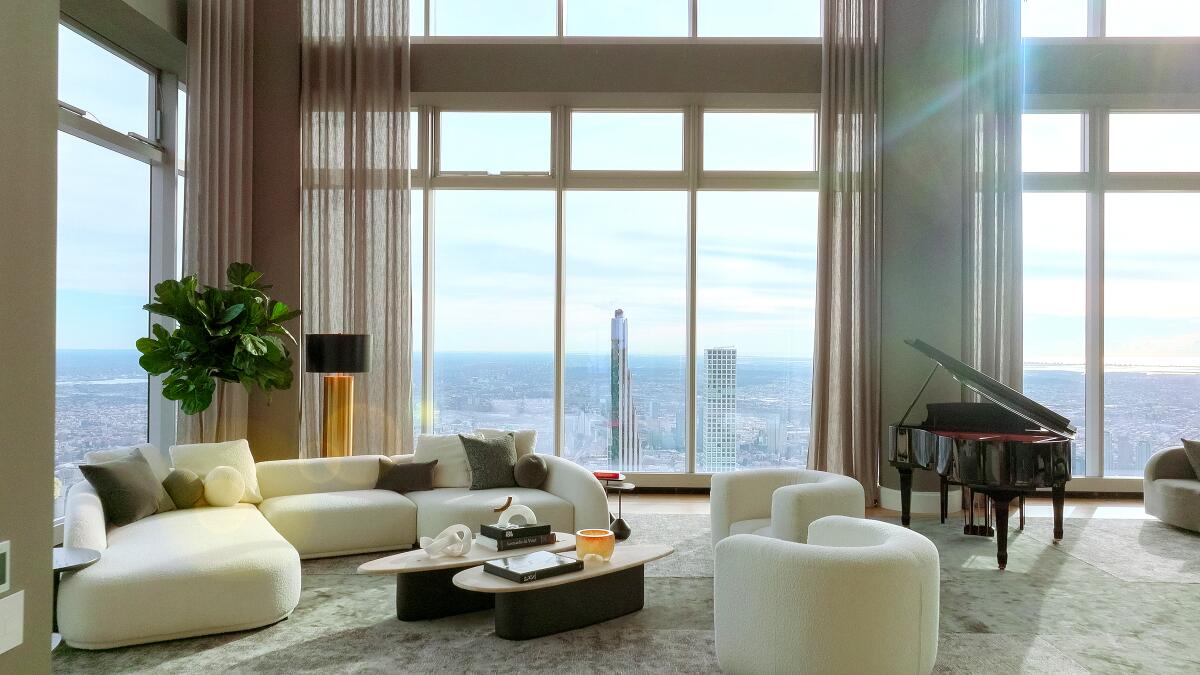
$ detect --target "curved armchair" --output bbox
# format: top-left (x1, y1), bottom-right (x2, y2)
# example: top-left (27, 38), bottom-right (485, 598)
top-left (714, 516), bottom-right (940, 675)
top-left (1144, 446), bottom-right (1200, 532)
top-left (710, 468), bottom-right (865, 547)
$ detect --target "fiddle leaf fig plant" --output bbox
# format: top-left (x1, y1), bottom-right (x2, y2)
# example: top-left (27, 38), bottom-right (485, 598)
top-left (136, 262), bottom-right (301, 415)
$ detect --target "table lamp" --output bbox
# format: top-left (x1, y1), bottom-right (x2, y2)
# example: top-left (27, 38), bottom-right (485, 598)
top-left (306, 333), bottom-right (371, 457)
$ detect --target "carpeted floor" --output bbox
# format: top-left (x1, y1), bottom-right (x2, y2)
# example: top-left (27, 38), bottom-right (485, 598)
top-left (54, 513), bottom-right (1200, 674)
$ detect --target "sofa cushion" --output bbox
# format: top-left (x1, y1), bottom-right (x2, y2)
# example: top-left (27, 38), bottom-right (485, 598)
top-left (414, 434), bottom-right (473, 488)
top-left (1182, 439), bottom-right (1200, 478)
top-left (78, 450), bottom-right (168, 527)
top-left (729, 518), bottom-right (773, 538)
top-left (476, 428), bottom-right (537, 458)
top-left (170, 439), bottom-right (263, 504)
top-left (56, 505), bottom-right (300, 650)
top-left (256, 454), bottom-right (385, 499)
top-left (405, 488), bottom-right (575, 540)
top-left (258, 489), bottom-right (418, 558)
top-left (461, 433), bottom-right (518, 490)
top-left (163, 469), bottom-right (205, 509)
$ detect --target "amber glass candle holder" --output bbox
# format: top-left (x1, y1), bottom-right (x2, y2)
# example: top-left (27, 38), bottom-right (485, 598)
top-left (576, 529), bottom-right (616, 562)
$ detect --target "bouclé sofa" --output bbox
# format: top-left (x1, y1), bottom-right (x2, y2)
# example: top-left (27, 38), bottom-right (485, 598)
top-left (60, 451), bottom-right (609, 649)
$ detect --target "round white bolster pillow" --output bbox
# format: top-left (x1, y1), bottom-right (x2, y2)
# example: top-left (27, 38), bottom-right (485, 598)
top-left (204, 465), bottom-right (246, 507)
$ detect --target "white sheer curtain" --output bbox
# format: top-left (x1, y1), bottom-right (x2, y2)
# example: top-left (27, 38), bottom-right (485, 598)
top-left (808, 0), bottom-right (883, 505)
top-left (180, 0), bottom-right (254, 443)
top-left (300, 0), bottom-right (412, 457)
top-left (962, 0), bottom-right (1023, 387)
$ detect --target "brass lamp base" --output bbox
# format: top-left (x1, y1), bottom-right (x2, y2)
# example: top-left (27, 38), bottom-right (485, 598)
top-left (321, 374), bottom-right (354, 457)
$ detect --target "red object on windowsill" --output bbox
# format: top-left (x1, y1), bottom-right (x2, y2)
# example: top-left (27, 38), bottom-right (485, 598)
top-left (593, 471), bottom-right (624, 481)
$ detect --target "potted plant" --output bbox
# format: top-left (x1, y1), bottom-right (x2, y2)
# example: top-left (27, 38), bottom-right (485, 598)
top-left (136, 262), bottom-right (301, 419)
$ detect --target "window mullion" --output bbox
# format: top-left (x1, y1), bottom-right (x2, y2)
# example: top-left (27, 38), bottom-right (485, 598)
top-left (149, 70), bottom-right (178, 454)
top-left (421, 106), bottom-right (435, 434)
top-left (554, 105), bottom-right (567, 458)
top-left (685, 104), bottom-right (700, 473)
top-left (1084, 106), bottom-right (1106, 477)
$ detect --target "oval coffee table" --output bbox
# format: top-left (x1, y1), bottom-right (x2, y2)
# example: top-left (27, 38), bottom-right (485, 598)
top-left (358, 533), bottom-right (576, 621)
top-left (452, 544), bottom-right (672, 640)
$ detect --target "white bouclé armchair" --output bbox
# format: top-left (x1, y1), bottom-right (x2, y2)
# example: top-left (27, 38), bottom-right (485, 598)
top-left (710, 468), bottom-right (866, 547)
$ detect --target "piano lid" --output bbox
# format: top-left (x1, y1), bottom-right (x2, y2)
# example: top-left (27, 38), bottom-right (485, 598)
top-left (906, 339), bottom-right (1076, 439)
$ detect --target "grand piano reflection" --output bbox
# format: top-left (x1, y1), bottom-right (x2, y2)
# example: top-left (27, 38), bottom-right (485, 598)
top-left (888, 339), bottom-right (1073, 570)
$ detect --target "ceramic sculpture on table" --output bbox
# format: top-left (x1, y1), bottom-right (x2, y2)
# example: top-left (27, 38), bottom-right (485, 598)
top-left (419, 524), bottom-right (474, 558)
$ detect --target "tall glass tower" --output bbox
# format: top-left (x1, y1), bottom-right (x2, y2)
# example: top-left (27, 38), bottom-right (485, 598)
top-left (702, 347), bottom-right (737, 472)
top-left (609, 309), bottom-right (641, 470)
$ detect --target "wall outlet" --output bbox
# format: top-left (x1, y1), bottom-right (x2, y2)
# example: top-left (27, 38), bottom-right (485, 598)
top-left (0, 540), bottom-right (9, 594)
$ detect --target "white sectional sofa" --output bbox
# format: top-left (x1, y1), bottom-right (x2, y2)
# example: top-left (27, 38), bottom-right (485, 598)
top-left (1144, 446), bottom-right (1200, 533)
top-left (59, 451), bottom-right (608, 649)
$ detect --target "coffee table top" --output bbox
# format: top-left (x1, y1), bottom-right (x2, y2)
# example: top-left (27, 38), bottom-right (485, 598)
top-left (357, 532), bottom-right (577, 575)
top-left (451, 544), bottom-right (672, 594)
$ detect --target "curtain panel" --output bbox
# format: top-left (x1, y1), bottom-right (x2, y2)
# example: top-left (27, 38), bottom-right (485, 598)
top-left (180, 0), bottom-right (255, 443)
top-left (808, 0), bottom-right (883, 505)
top-left (962, 0), bottom-right (1023, 388)
top-left (300, 0), bottom-right (413, 458)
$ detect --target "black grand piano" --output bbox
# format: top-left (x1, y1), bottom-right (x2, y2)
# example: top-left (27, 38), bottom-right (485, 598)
top-left (888, 339), bottom-right (1074, 569)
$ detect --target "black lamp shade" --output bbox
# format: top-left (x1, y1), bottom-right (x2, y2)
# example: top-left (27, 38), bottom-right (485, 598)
top-left (305, 334), bottom-right (371, 373)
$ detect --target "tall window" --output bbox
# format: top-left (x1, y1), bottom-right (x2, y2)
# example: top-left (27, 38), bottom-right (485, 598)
top-left (55, 23), bottom-right (181, 514)
top-left (413, 106), bottom-right (817, 473)
top-left (1021, 0), bottom-right (1200, 478)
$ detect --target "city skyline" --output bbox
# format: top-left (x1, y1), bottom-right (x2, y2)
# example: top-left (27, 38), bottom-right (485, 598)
top-left (609, 309), bottom-right (641, 471)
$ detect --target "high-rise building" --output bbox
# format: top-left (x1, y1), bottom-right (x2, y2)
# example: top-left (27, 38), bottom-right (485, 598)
top-left (609, 309), bottom-right (641, 470)
top-left (702, 347), bottom-right (737, 472)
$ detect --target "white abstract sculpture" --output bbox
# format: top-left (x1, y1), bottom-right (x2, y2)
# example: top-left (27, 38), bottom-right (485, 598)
top-left (497, 504), bottom-right (537, 527)
top-left (419, 524), bottom-right (474, 558)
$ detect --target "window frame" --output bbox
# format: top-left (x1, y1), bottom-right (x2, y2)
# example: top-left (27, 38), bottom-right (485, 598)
top-left (55, 19), bottom-right (182, 521)
top-left (406, 95), bottom-right (819, 479)
top-left (1023, 93), bottom-right (1200, 480)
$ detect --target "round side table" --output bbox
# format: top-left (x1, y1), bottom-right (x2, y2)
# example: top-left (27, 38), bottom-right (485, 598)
top-left (595, 474), bottom-right (636, 541)
top-left (52, 547), bottom-right (100, 650)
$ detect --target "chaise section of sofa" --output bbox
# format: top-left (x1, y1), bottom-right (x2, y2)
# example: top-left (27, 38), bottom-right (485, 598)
top-left (59, 481), bottom-right (301, 650)
top-left (256, 454), bottom-right (419, 558)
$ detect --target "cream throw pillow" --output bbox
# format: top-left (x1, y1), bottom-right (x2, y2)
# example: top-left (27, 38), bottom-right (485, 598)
top-left (475, 428), bottom-right (537, 458)
top-left (169, 439), bottom-right (263, 504)
top-left (414, 434), bottom-right (473, 488)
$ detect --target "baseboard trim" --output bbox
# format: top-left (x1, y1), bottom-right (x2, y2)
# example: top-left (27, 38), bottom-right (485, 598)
top-left (879, 485), bottom-right (963, 514)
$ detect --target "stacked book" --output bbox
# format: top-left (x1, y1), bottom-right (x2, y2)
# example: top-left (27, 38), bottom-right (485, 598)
top-left (483, 550), bottom-right (583, 583)
top-left (476, 521), bottom-right (555, 552)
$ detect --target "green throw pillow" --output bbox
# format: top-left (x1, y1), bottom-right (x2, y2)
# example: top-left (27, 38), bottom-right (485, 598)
top-left (376, 458), bottom-right (438, 493)
top-left (163, 468), bottom-right (206, 509)
top-left (460, 433), bottom-right (518, 490)
top-left (79, 450), bottom-right (164, 527)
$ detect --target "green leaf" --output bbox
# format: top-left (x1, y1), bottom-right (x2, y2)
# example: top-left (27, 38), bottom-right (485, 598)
top-left (226, 262), bottom-right (255, 287)
top-left (240, 334), bottom-right (268, 356)
top-left (219, 303), bottom-right (245, 324)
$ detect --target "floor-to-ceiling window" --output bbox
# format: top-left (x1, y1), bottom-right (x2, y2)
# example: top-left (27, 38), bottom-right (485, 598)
top-left (55, 22), bottom-right (182, 515)
top-left (1022, 2), bottom-right (1200, 479)
top-left (316, 0), bottom-right (823, 480)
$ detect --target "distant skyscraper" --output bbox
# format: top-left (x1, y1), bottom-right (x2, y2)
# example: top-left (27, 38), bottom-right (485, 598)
top-left (702, 347), bottom-right (737, 472)
top-left (610, 309), bottom-right (641, 470)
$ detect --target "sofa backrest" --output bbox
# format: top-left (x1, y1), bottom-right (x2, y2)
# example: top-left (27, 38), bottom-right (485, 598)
top-left (257, 455), bottom-right (408, 499)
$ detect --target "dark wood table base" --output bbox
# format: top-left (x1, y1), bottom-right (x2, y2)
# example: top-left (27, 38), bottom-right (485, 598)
top-left (395, 568), bottom-right (494, 621)
top-left (493, 565), bottom-right (645, 640)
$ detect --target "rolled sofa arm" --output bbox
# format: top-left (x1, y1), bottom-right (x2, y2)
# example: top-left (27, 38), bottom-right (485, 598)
top-left (710, 468), bottom-right (804, 547)
top-left (63, 480), bottom-right (107, 552)
top-left (1145, 447), bottom-right (1195, 482)
top-left (540, 454), bottom-right (610, 531)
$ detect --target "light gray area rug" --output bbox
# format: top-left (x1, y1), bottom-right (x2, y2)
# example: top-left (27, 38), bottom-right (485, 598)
top-left (55, 513), bottom-right (1200, 674)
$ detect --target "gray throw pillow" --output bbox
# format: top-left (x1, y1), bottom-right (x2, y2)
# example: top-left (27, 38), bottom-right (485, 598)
top-left (376, 458), bottom-right (438, 493)
top-left (163, 468), bottom-right (206, 509)
top-left (514, 454), bottom-right (549, 489)
top-left (78, 450), bottom-right (164, 527)
top-left (1181, 439), bottom-right (1200, 478)
top-left (460, 433), bottom-right (518, 490)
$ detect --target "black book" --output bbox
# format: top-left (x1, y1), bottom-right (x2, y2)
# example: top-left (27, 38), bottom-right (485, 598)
top-left (477, 532), bottom-right (557, 552)
top-left (483, 551), bottom-right (584, 584)
top-left (480, 521), bottom-right (552, 540)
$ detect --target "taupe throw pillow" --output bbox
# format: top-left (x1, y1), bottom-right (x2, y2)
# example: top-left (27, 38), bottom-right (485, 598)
top-left (514, 454), bottom-right (549, 489)
top-left (163, 468), bottom-right (206, 509)
top-left (376, 458), bottom-right (438, 494)
top-left (79, 450), bottom-right (164, 527)
top-left (460, 433), bottom-right (518, 490)
top-left (1181, 439), bottom-right (1200, 478)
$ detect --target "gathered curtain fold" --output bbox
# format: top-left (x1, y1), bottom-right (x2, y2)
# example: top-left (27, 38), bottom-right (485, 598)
top-left (299, 0), bottom-right (413, 458)
top-left (962, 0), bottom-right (1024, 388)
top-left (179, 0), bottom-right (255, 444)
top-left (807, 0), bottom-right (883, 505)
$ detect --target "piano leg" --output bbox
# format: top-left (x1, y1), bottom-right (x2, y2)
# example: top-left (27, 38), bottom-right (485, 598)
top-left (1052, 484), bottom-right (1065, 540)
top-left (1019, 495), bottom-right (1026, 531)
top-left (992, 493), bottom-right (1014, 570)
top-left (898, 468), bottom-right (913, 528)
top-left (939, 476), bottom-right (948, 524)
